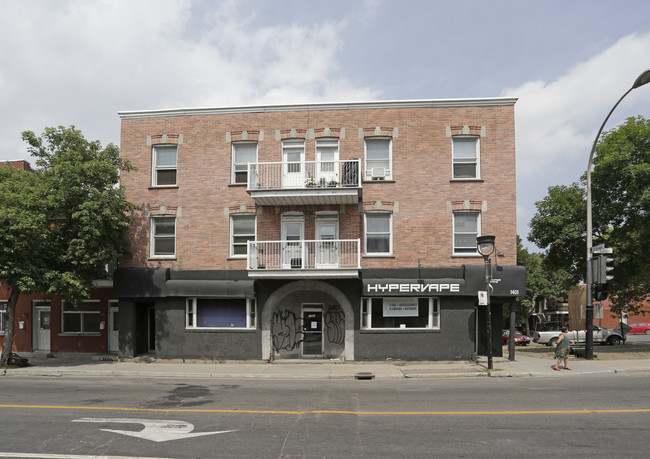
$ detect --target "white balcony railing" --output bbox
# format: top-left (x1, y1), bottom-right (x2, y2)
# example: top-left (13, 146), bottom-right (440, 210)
top-left (248, 159), bottom-right (361, 191)
top-left (247, 239), bottom-right (361, 271)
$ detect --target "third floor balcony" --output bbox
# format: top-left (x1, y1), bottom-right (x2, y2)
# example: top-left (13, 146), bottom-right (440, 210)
top-left (247, 159), bottom-right (361, 206)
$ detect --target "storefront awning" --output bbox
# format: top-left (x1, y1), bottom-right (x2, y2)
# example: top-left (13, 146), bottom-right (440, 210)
top-left (363, 265), bottom-right (526, 297)
top-left (164, 279), bottom-right (254, 298)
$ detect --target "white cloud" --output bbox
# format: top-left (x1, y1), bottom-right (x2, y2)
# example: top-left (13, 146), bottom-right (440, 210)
top-left (504, 32), bottom-right (650, 177)
top-left (503, 32), bottom-right (650, 248)
top-left (0, 0), bottom-right (379, 160)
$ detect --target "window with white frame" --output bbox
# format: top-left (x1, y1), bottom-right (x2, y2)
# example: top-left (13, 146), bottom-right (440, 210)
top-left (231, 214), bottom-right (256, 257)
top-left (152, 145), bottom-right (178, 186)
top-left (0, 301), bottom-right (6, 334)
top-left (186, 298), bottom-right (256, 329)
top-left (452, 137), bottom-right (480, 179)
top-left (151, 216), bottom-right (176, 257)
top-left (365, 213), bottom-right (392, 255)
top-left (361, 297), bottom-right (439, 329)
top-left (365, 137), bottom-right (392, 180)
top-left (62, 300), bottom-right (100, 333)
top-left (453, 212), bottom-right (480, 254)
top-left (232, 142), bottom-right (257, 184)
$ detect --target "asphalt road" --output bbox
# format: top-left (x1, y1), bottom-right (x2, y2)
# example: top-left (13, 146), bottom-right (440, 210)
top-left (1, 372), bottom-right (648, 458)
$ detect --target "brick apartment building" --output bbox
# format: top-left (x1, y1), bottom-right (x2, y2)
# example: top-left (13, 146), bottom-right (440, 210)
top-left (114, 98), bottom-right (526, 361)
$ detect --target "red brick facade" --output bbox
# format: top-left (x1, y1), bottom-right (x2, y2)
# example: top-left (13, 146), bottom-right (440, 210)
top-left (119, 100), bottom-right (518, 271)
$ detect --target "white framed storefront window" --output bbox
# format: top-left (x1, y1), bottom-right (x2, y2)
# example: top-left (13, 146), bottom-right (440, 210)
top-left (361, 297), bottom-right (439, 330)
top-left (186, 298), bottom-right (256, 329)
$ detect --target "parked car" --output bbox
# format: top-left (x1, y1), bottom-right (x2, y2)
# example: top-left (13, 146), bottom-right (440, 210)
top-left (533, 324), bottom-right (623, 346)
top-left (628, 322), bottom-right (650, 335)
top-left (502, 330), bottom-right (530, 346)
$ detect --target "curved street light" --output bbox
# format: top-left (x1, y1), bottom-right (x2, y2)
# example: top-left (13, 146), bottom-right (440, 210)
top-left (585, 68), bottom-right (650, 359)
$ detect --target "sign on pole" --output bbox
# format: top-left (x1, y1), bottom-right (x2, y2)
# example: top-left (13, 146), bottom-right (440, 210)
top-left (478, 291), bottom-right (487, 306)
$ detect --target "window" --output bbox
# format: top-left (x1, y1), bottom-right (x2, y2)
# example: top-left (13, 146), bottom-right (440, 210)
top-left (231, 214), bottom-right (256, 257)
top-left (453, 212), bottom-right (480, 254)
top-left (365, 213), bottom-right (392, 255)
top-left (186, 298), bottom-right (256, 329)
top-left (232, 142), bottom-right (257, 184)
top-left (152, 145), bottom-right (178, 186)
top-left (151, 216), bottom-right (176, 257)
top-left (365, 138), bottom-right (391, 180)
top-left (62, 300), bottom-right (100, 333)
top-left (0, 301), bottom-right (6, 334)
top-left (452, 137), bottom-right (480, 179)
top-left (361, 297), bottom-right (439, 329)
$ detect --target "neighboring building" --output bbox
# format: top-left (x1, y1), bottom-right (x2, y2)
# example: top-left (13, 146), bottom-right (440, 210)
top-left (0, 160), bottom-right (119, 355)
top-left (115, 98), bottom-right (526, 361)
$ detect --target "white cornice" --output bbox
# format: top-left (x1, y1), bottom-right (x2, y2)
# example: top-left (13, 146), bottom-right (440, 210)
top-left (118, 97), bottom-right (518, 119)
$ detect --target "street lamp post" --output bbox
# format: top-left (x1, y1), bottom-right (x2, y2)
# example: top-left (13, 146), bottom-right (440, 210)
top-left (585, 69), bottom-right (650, 359)
top-left (477, 235), bottom-right (496, 370)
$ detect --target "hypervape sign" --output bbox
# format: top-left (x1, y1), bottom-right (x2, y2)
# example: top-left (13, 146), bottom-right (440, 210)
top-left (365, 282), bottom-right (461, 294)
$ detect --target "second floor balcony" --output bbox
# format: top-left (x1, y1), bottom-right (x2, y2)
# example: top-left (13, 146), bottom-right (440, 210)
top-left (247, 159), bottom-right (361, 206)
top-left (247, 239), bottom-right (361, 279)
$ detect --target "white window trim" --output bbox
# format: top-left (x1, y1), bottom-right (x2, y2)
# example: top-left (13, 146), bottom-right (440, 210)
top-left (61, 299), bottom-right (101, 334)
top-left (150, 216), bottom-right (177, 259)
top-left (185, 298), bottom-right (257, 329)
top-left (364, 212), bottom-right (393, 256)
top-left (230, 214), bottom-right (257, 258)
top-left (151, 145), bottom-right (178, 187)
top-left (451, 136), bottom-right (481, 180)
top-left (361, 297), bottom-right (440, 330)
top-left (231, 141), bottom-right (258, 185)
top-left (364, 137), bottom-right (393, 180)
top-left (452, 211), bottom-right (481, 255)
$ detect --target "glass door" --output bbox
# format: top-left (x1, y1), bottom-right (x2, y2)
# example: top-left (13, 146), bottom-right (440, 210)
top-left (282, 217), bottom-right (304, 269)
top-left (302, 307), bottom-right (323, 357)
top-left (282, 140), bottom-right (305, 188)
top-left (316, 138), bottom-right (339, 185)
top-left (316, 218), bottom-right (338, 268)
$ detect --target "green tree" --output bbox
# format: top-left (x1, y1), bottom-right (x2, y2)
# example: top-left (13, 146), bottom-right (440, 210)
top-left (513, 236), bottom-right (572, 334)
top-left (529, 116), bottom-right (650, 318)
top-left (0, 126), bottom-right (136, 365)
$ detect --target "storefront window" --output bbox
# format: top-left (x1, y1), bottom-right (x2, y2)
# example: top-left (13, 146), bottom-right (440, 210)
top-left (186, 298), bottom-right (256, 329)
top-left (361, 297), bottom-right (439, 329)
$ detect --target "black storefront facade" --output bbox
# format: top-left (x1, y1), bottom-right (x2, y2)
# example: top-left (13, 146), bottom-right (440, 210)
top-left (113, 265), bottom-right (526, 361)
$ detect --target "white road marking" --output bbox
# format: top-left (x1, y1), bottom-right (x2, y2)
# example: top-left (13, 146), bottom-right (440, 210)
top-left (72, 417), bottom-right (238, 442)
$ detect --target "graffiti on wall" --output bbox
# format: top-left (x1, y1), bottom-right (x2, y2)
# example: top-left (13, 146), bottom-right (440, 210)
top-left (271, 305), bottom-right (346, 353)
top-left (271, 310), bottom-right (304, 352)
top-left (324, 304), bottom-right (345, 345)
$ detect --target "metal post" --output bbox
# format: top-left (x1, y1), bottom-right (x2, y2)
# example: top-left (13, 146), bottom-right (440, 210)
top-left (509, 300), bottom-right (516, 361)
top-left (485, 257), bottom-right (493, 370)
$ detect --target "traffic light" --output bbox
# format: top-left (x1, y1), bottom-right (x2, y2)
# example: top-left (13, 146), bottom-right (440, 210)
top-left (594, 283), bottom-right (609, 301)
top-left (594, 254), bottom-right (614, 285)
top-left (591, 253), bottom-right (613, 301)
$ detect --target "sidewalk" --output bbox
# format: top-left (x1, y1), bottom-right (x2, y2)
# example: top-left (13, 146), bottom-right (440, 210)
top-left (4, 352), bottom-right (650, 380)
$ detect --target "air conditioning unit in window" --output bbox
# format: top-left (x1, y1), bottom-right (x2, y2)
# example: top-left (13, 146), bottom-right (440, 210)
top-left (370, 167), bottom-right (386, 180)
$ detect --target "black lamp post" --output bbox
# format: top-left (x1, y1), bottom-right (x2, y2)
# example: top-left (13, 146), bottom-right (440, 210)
top-left (585, 69), bottom-right (650, 359)
top-left (477, 235), bottom-right (496, 370)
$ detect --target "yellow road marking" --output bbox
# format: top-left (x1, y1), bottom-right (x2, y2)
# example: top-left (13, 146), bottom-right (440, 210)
top-left (1, 404), bottom-right (650, 415)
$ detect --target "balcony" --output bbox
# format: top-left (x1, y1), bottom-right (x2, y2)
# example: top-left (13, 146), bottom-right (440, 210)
top-left (247, 239), bottom-right (361, 279)
top-left (247, 159), bottom-right (361, 206)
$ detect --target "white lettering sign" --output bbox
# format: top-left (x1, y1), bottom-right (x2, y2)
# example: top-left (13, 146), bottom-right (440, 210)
top-left (366, 283), bottom-right (460, 294)
top-left (383, 297), bottom-right (419, 317)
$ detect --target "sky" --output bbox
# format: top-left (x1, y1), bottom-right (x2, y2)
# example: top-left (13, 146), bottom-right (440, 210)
top-left (1, 0), bottom-right (649, 252)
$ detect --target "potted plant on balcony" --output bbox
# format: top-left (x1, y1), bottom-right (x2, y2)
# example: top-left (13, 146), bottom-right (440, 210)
top-left (305, 176), bottom-right (317, 187)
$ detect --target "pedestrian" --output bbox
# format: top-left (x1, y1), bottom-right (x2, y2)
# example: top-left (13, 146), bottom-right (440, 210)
top-left (553, 327), bottom-right (572, 371)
